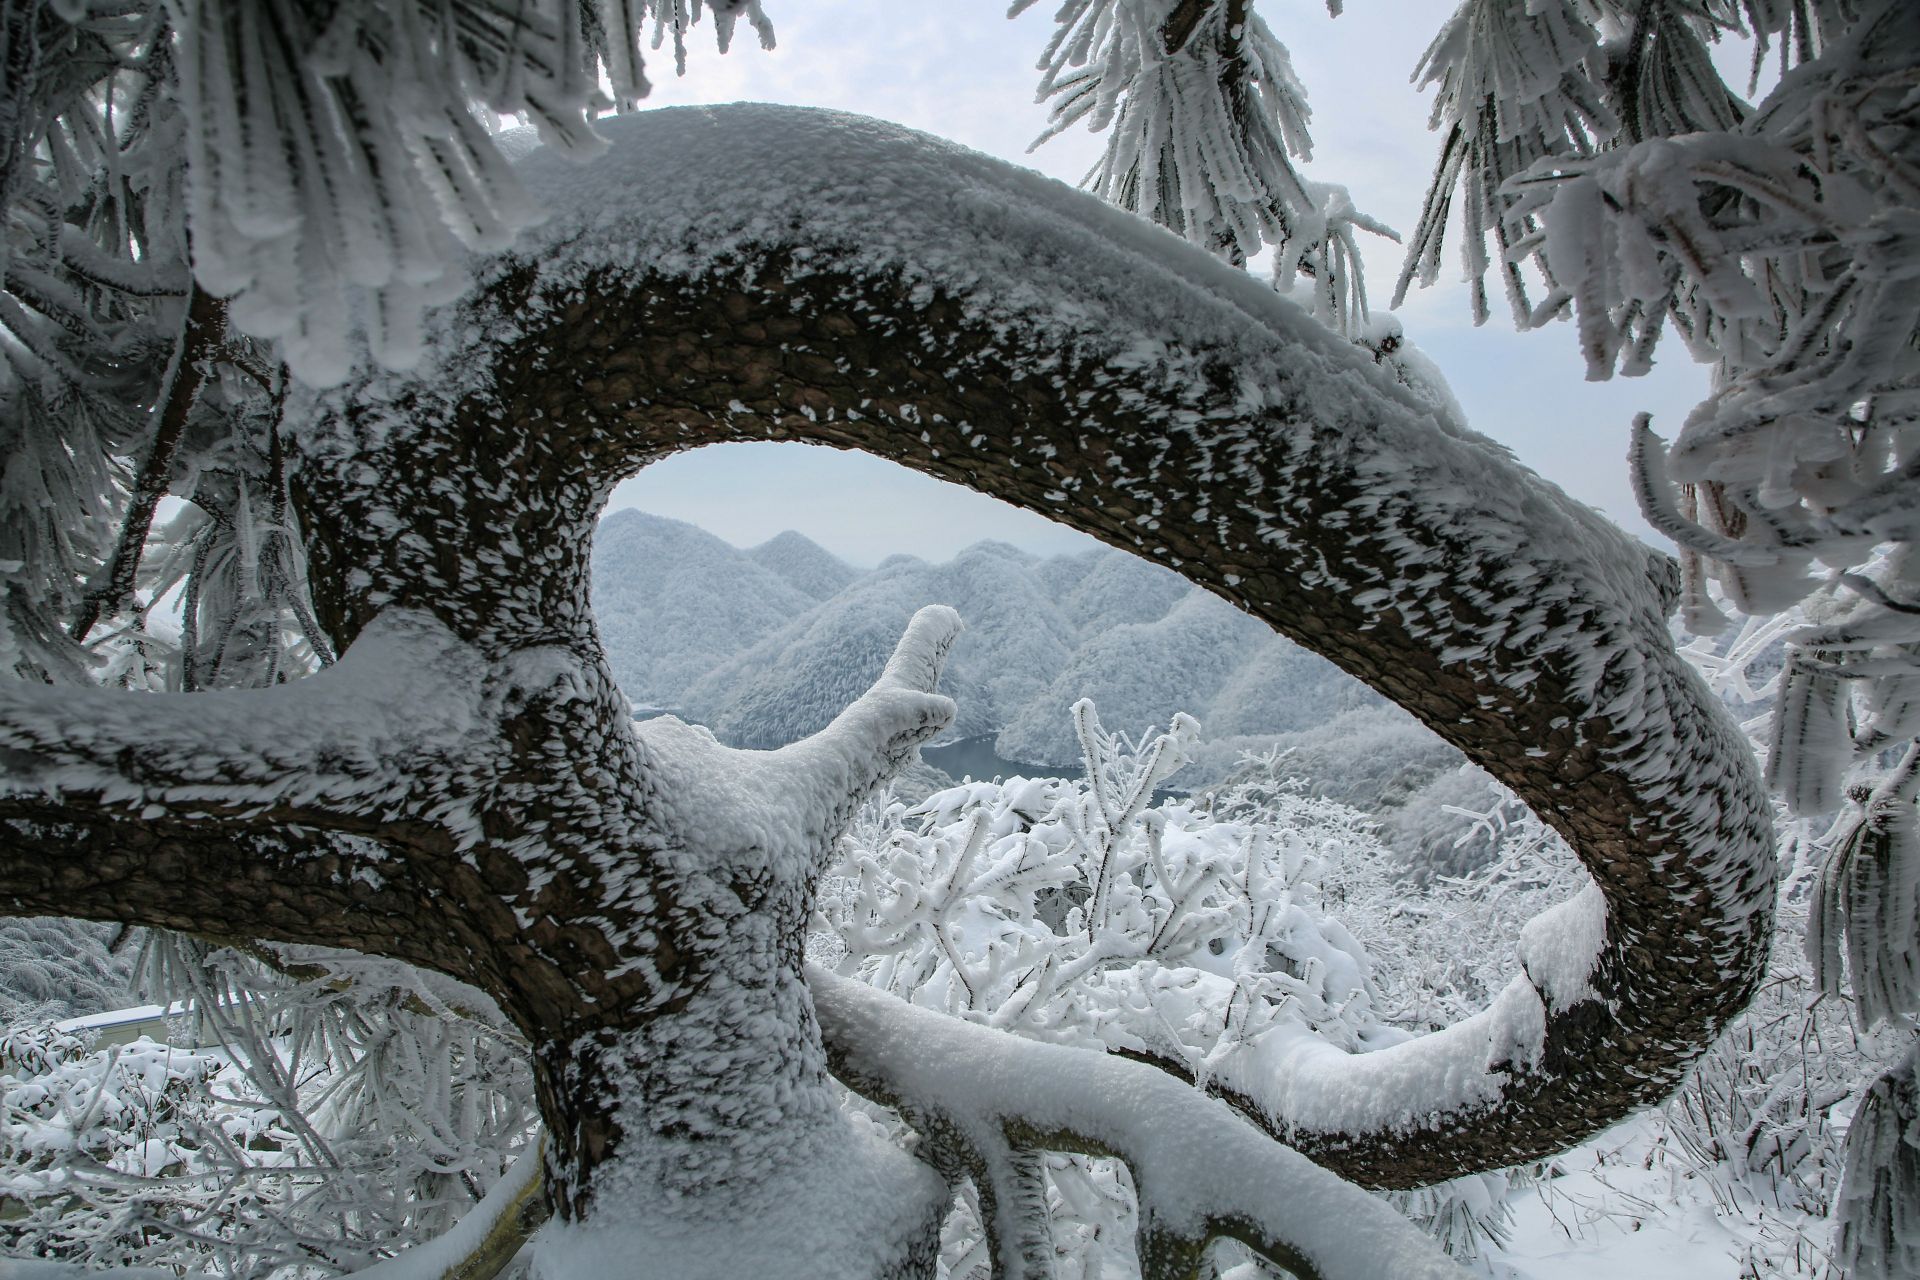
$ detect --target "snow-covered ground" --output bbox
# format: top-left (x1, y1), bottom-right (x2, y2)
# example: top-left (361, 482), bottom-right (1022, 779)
top-left (1495, 1115), bottom-right (1828, 1280)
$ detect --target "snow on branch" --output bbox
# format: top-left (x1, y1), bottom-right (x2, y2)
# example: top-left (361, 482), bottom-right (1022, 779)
top-left (0, 608), bottom-right (489, 836)
top-left (633, 606), bottom-right (959, 867)
top-left (812, 965), bottom-right (1469, 1280)
top-left (345, 1135), bottom-right (548, 1280)
top-left (1016, 0), bottom-right (1383, 289)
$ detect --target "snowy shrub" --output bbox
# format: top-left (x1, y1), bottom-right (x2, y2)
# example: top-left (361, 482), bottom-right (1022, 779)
top-left (818, 700), bottom-right (1513, 1273)
top-left (0, 1024), bottom-right (235, 1270)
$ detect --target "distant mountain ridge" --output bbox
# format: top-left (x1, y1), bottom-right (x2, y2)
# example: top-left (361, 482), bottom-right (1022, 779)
top-left (592, 510), bottom-right (825, 707)
top-left (590, 511), bottom-right (1449, 795)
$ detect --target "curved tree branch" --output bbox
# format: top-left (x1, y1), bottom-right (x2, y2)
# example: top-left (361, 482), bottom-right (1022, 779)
top-left (316, 105), bottom-right (1772, 1187)
top-left (5, 102), bottom-right (1773, 1231)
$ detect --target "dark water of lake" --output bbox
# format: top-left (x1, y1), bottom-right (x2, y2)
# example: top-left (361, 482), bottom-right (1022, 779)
top-left (921, 734), bottom-right (1060, 784)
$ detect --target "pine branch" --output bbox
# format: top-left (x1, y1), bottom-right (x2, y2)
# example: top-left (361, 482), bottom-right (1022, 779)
top-left (425, 104), bottom-right (1775, 1188)
top-left (3, 608), bottom-right (492, 836)
top-left (69, 284), bottom-right (224, 644)
top-left (0, 804), bottom-right (474, 976)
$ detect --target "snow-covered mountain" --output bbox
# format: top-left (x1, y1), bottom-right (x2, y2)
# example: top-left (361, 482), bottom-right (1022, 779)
top-left (590, 512), bottom-right (1441, 796)
top-left (746, 530), bottom-right (860, 601)
top-left (592, 510), bottom-right (828, 706)
top-left (678, 540), bottom-right (1078, 748)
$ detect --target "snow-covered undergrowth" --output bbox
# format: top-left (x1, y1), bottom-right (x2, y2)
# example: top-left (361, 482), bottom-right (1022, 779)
top-left (0, 941), bottom-right (537, 1275)
top-left (813, 680), bottom-right (1897, 1278)
top-left (814, 700), bottom-right (1515, 1275)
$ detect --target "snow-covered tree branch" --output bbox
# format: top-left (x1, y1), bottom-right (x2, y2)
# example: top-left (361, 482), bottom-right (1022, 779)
top-left (0, 609), bottom-right (487, 831)
top-left (813, 965), bottom-right (1470, 1280)
top-left (0, 2), bottom-right (1853, 1275)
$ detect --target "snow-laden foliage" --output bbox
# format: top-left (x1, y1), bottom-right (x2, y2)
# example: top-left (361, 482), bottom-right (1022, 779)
top-left (0, 919), bottom-right (134, 1025)
top-left (0, 4), bottom-right (188, 683)
top-left (1018, 0), bottom-right (1312, 255)
top-left (0, 0), bottom-right (769, 687)
top-left (0, 1025), bottom-right (229, 1266)
top-left (1807, 760), bottom-right (1920, 1030)
top-left (0, 935), bottom-right (537, 1276)
top-left (167, 0), bottom-right (768, 384)
top-left (1667, 604), bottom-right (1914, 1275)
top-left (1016, 0), bottom-right (1395, 333)
top-left (816, 701), bottom-right (1513, 1273)
top-left (1834, 1042), bottom-right (1920, 1280)
top-left (818, 701), bottom-right (1401, 1061)
top-left (1398, 0), bottom-right (1919, 845)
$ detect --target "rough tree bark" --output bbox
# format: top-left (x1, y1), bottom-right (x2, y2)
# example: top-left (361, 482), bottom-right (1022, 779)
top-left (0, 107), bottom-right (1772, 1277)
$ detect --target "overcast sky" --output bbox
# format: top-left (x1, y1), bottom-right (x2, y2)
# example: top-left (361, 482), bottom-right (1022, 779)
top-left (604, 1), bottom-right (1717, 565)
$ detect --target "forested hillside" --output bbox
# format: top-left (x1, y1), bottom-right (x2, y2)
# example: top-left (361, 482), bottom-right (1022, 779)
top-left (590, 511), bottom-right (1443, 797)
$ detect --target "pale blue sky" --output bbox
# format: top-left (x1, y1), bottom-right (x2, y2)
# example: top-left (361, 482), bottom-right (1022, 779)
top-left (607, 2), bottom-right (1716, 565)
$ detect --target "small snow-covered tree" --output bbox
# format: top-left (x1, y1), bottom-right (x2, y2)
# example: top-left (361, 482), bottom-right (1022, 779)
top-left (0, 3), bottom-right (1802, 1278)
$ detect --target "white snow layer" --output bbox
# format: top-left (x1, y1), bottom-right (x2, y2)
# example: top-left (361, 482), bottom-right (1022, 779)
top-left (812, 966), bottom-right (1470, 1280)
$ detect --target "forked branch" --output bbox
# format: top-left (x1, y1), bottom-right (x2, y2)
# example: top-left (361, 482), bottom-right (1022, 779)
top-left (813, 966), bottom-right (1468, 1280)
top-left (633, 606), bottom-right (961, 865)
